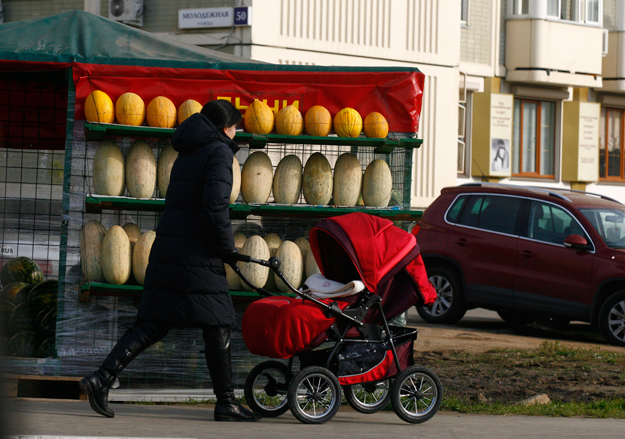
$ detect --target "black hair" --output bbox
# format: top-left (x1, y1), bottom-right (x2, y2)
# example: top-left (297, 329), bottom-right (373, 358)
top-left (200, 99), bottom-right (242, 130)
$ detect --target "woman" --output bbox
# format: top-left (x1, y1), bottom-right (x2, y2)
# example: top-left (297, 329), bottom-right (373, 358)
top-left (80, 100), bottom-right (260, 422)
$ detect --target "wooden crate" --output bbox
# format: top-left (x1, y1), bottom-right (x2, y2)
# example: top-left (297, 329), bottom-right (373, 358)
top-left (1, 374), bottom-right (86, 400)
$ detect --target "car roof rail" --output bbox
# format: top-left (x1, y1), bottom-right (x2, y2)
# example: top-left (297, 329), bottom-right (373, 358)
top-left (459, 182), bottom-right (570, 201)
top-left (460, 182), bottom-right (624, 205)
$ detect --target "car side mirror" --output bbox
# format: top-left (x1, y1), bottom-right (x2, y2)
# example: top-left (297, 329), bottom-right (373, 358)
top-left (563, 234), bottom-right (590, 250)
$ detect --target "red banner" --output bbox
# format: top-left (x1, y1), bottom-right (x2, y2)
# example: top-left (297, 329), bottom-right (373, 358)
top-left (73, 63), bottom-right (424, 133)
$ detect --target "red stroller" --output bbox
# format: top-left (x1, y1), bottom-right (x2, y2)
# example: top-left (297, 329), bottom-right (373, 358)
top-left (231, 212), bottom-right (441, 424)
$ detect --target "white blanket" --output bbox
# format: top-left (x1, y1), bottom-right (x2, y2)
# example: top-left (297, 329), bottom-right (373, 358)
top-left (299, 273), bottom-right (365, 299)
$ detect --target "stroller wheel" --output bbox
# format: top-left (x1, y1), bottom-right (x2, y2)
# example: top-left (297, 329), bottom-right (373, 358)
top-left (343, 380), bottom-right (391, 414)
top-left (287, 366), bottom-right (341, 424)
top-left (244, 360), bottom-right (291, 417)
top-left (391, 366), bottom-right (442, 424)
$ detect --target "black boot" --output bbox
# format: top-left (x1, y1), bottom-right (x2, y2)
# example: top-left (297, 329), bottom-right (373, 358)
top-left (204, 326), bottom-right (261, 422)
top-left (80, 320), bottom-right (168, 418)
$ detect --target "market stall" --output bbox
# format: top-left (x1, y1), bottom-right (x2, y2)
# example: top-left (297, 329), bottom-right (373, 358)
top-left (0, 10), bottom-right (425, 394)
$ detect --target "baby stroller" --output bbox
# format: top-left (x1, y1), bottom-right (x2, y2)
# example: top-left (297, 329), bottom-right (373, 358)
top-left (230, 212), bottom-right (441, 424)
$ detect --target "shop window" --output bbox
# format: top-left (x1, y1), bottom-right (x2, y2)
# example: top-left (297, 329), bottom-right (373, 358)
top-left (599, 107), bottom-right (624, 181)
top-left (512, 99), bottom-right (556, 178)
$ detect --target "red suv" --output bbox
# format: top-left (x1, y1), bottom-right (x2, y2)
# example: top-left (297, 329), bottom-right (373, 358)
top-left (414, 183), bottom-right (625, 347)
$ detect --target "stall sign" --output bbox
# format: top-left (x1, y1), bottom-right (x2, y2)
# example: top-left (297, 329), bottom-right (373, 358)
top-left (179, 6), bottom-right (252, 29)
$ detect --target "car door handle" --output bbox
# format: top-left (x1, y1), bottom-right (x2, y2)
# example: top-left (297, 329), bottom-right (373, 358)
top-left (519, 250), bottom-right (533, 258)
top-left (455, 238), bottom-right (468, 246)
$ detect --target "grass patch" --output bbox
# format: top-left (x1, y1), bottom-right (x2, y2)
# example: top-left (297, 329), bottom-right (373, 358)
top-left (442, 396), bottom-right (625, 418)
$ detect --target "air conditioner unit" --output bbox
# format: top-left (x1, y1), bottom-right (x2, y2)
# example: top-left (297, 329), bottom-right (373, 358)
top-left (109, 0), bottom-right (143, 25)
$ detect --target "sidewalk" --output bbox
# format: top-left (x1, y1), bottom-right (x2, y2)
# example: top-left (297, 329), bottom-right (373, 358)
top-left (2, 398), bottom-right (624, 439)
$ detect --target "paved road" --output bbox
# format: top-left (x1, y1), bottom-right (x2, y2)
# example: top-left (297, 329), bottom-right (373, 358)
top-left (3, 398), bottom-right (624, 439)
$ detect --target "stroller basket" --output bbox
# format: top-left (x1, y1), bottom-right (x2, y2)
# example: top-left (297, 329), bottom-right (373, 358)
top-left (336, 326), bottom-right (417, 386)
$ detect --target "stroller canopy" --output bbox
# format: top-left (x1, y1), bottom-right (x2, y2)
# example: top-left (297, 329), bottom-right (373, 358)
top-left (309, 213), bottom-right (436, 320)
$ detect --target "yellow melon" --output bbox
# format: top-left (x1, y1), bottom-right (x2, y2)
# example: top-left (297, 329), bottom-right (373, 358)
top-left (241, 151), bottom-right (273, 204)
top-left (178, 99), bottom-right (203, 125)
top-left (303, 152), bottom-right (332, 205)
top-left (225, 232), bottom-right (247, 290)
top-left (133, 231), bottom-right (156, 285)
top-left (146, 96), bottom-right (177, 128)
top-left (230, 155), bottom-right (241, 204)
top-left (363, 112), bottom-right (389, 138)
top-left (334, 107), bottom-right (363, 138)
top-left (122, 222), bottom-right (142, 254)
top-left (274, 241), bottom-right (303, 292)
top-left (263, 233), bottom-right (283, 291)
top-left (157, 142), bottom-right (178, 198)
top-left (273, 155), bottom-right (302, 204)
top-left (92, 139), bottom-right (125, 196)
top-left (332, 153), bottom-right (362, 207)
top-left (84, 90), bottom-right (114, 124)
top-left (244, 100), bottom-right (274, 134)
top-left (239, 235), bottom-right (270, 291)
top-left (115, 92), bottom-right (145, 126)
top-left (275, 105), bottom-right (303, 136)
top-left (362, 159), bottom-right (393, 207)
top-left (304, 105), bottom-right (332, 137)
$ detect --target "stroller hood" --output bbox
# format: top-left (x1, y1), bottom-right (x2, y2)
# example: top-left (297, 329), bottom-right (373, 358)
top-left (309, 212), bottom-right (436, 315)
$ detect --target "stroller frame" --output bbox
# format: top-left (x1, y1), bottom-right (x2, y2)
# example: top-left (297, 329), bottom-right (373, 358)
top-left (230, 252), bottom-right (442, 424)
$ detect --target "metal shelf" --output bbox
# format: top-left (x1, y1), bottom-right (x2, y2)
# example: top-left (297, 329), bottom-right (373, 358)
top-left (85, 196), bottom-right (424, 220)
top-left (79, 282), bottom-right (267, 302)
top-left (83, 123), bottom-right (422, 153)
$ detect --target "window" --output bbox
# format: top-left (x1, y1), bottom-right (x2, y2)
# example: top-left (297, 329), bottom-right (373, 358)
top-left (512, 99), bottom-right (556, 177)
top-left (461, 0), bottom-right (470, 25)
top-left (526, 201), bottom-right (587, 244)
top-left (599, 107), bottom-right (624, 181)
top-left (511, 0), bottom-right (530, 15)
top-left (455, 195), bottom-right (522, 235)
top-left (586, 0), bottom-right (600, 24)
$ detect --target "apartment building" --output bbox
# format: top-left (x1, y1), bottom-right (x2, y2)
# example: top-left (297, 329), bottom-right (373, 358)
top-left (2, 0), bottom-right (622, 206)
top-left (462, 0), bottom-right (625, 205)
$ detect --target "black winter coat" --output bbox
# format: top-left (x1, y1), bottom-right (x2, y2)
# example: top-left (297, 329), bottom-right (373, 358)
top-left (137, 113), bottom-right (239, 327)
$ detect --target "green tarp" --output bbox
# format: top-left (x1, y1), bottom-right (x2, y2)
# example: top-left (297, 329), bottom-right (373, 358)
top-left (0, 9), bottom-right (265, 70)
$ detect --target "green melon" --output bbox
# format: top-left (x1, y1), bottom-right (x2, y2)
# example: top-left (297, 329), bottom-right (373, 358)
top-left (7, 331), bottom-right (38, 357)
top-left (1, 257), bottom-right (44, 287)
top-left (0, 282), bottom-right (29, 302)
top-left (35, 336), bottom-right (56, 358)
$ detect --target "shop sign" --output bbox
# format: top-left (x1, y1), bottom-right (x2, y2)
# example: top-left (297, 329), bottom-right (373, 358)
top-left (577, 102), bottom-right (600, 181)
top-left (178, 6), bottom-right (252, 29)
top-left (488, 94), bottom-right (513, 177)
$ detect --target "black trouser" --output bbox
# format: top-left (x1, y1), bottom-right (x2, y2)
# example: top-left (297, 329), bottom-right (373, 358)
top-left (99, 319), bottom-right (234, 400)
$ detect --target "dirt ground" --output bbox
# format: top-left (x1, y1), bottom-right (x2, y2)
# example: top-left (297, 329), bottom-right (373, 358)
top-left (410, 321), bottom-right (625, 405)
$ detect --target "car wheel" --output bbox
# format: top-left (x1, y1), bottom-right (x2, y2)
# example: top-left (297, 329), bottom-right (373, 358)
top-left (497, 310), bottom-right (536, 326)
top-left (416, 266), bottom-right (466, 324)
top-left (598, 291), bottom-right (625, 347)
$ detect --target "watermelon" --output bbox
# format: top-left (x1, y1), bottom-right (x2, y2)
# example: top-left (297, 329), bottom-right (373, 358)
top-left (37, 308), bottom-right (57, 338)
top-left (35, 336), bottom-right (56, 358)
top-left (7, 331), bottom-right (38, 357)
top-left (27, 279), bottom-right (58, 309)
top-left (0, 282), bottom-right (29, 302)
top-left (0, 299), bottom-right (15, 336)
top-left (1, 257), bottom-right (44, 287)
top-left (13, 284), bottom-right (35, 306)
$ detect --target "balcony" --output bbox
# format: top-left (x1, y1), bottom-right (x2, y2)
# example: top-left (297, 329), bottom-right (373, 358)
top-left (505, 19), bottom-right (603, 88)
top-left (601, 31), bottom-right (625, 93)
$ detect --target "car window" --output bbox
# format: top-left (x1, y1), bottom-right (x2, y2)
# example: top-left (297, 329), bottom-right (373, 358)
top-left (456, 195), bottom-right (521, 235)
top-left (446, 195), bottom-right (467, 223)
top-left (580, 208), bottom-right (625, 249)
top-left (526, 201), bottom-right (588, 244)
